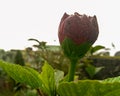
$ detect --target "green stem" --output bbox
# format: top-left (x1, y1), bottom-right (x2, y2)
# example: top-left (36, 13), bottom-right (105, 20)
top-left (68, 59), bottom-right (78, 82)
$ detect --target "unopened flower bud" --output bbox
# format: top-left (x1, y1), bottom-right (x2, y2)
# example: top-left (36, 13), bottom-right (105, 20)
top-left (58, 12), bottom-right (99, 59)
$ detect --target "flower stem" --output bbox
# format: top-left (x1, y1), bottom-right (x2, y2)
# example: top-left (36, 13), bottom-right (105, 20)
top-left (68, 59), bottom-right (78, 82)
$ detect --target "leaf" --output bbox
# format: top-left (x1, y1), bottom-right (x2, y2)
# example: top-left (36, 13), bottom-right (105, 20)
top-left (58, 80), bottom-right (120, 96)
top-left (54, 69), bottom-right (64, 87)
top-left (39, 62), bottom-right (56, 96)
top-left (85, 65), bottom-right (104, 78)
top-left (103, 75), bottom-right (120, 83)
top-left (85, 64), bottom-right (96, 78)
top-left (95, 67), bottom-right (104, 74)
top-left (28, 38), bottom-right (41, 44)
top-left (111, 43), bottom-right (115, 49)
top-left (90, 45), bottom-right (105, 55)
top-left (0, 60), bottom-right (42, 89)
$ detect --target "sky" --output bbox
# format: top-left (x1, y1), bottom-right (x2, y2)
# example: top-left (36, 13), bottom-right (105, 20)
top-left (0, 0), bottom-right (120, 55)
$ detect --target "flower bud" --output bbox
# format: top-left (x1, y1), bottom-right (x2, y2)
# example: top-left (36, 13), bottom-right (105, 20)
top-left (58, 12), bottom-right (99, 60)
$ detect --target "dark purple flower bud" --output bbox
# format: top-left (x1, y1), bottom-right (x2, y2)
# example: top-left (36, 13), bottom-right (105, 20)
top-left (58, 12), bottom-right (99, 59)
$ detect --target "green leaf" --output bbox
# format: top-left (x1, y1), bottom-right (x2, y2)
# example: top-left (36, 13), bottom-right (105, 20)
top-left (111, 43), bottom-right (115, 49)
top-left (85, 64), bottom-right (96, 78)
top-left (103, 75), bottom-right (120, 83)
top-left (54, 69), bottom-right (64, 87)
top-left (58, 80), bottom-right (120, 96)
top-left (85, 64), bottom-right (104, 78)
top-left (90, 45), bottom-right (105, 55)
top-left (39, 62), bottom-right (56, 96)
top-left (0, 60), bottom-right (42, 89)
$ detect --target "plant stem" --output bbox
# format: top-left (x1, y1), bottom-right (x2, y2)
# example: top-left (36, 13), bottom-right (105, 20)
top-left (37, 89), bottom-right (44, 96)
top-left (68, 59), bottom-right (78, 82)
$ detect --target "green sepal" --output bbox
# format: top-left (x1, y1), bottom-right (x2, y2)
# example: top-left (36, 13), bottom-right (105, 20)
top-left (61, 38), bottom-right (92, 60)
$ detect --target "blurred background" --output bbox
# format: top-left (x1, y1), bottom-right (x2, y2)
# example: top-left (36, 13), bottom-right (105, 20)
top-left (0, 0), bottom-right (120, 55)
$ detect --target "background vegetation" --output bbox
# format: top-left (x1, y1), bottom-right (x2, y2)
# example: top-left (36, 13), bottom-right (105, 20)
top-left (0, 40), bottom-right (120, 96)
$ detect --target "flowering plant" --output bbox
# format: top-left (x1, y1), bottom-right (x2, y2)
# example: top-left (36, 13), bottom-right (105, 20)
top-left (58, 12), bottom-right (99, 81)
top-left (0, 12), bottom-right (120, 96)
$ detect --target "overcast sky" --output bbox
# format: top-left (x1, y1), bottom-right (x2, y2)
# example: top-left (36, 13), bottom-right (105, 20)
top-left (0, 0), bottom-right (120, 55)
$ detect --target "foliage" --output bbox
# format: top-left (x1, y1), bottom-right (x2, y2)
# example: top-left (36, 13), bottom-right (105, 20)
top-left (0, 41), bottom-right (120, 96)
top-left (58, 79), bottom-right (120, 96)
top-left (1, 60), bottom-right (120, 96)
top-left (14, 50), bottom-right (25, 66)
top-left (0, 60), bottom-right (64, 96)
top-left (0, 49), bottom-right (16, 63)
top-left (28, 38), bottom-right (69, 74)
top-left (28, 38), bottom-right (47, 50)
top-left (85, 64), bottom-right (104, 79)
top-left (0, 60), bottom-right (42, 89)
top-left (76, 45), bottom-right (107, 79)
top-left (89, 45), bottom-right (105, 55)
